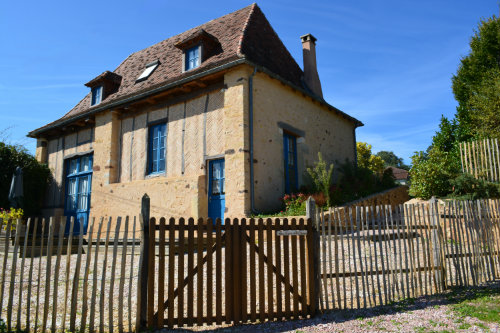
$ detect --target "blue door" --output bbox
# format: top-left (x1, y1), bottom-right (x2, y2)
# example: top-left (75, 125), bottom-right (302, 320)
top-left (64, 154), bottom-right (93, 235)
top-left (208, 159), bottom-right (225, 223)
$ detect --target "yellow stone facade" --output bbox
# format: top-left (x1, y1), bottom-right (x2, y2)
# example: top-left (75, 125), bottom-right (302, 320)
top-left (38, 64), bottom-right (357, 220)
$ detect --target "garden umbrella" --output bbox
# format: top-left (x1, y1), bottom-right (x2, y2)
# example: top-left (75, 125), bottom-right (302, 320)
top-left (8, 166), bottom-right (23, 209)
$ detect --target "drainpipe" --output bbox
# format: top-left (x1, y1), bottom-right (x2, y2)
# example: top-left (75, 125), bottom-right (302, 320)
top-left (249, 67), bottom-right (257, 214)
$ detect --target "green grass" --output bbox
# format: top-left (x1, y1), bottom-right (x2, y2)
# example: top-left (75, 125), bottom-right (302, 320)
top-left (451, 289), bottom-right (500, 324)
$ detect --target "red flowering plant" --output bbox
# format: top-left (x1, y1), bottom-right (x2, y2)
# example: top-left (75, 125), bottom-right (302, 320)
top-left (280, 192), bottom-right (307, 216)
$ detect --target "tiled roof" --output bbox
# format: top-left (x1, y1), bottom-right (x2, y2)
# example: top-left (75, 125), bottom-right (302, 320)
top-left (30, 3), bottom-right (361, 137)
top-left (386, 166), bottom-right (409, 180)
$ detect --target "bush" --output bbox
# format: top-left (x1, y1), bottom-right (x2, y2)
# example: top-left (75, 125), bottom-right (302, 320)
top-left (306, 152), bottom-right (334, 207)
top-left (281, 193), bottom-right (307, 216)
top-left (332, 160), bottom-right (397, 205)
top-left (449, 173), bottom-right (500, 199)
top-left (0, 142), bottom-right (51, 216)
top-left (409, 147), bottom-right (461, 199)
top-left (0, 207), bottom-right (23, 231)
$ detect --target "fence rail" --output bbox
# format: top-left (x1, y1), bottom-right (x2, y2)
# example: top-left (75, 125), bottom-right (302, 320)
top-left (460, 138), bottom-right (500, 182)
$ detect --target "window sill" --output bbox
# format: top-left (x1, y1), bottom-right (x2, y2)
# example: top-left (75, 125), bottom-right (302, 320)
top-left (145, 171), bottom-right (166, 179)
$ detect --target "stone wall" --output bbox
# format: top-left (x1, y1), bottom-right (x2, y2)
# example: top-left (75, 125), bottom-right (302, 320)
top-left (343, 185), bottom-right (410, 209)
top-left (90, 88), bottom-right (226, 219)
top-left (252, 72), bottom-right (357, 213)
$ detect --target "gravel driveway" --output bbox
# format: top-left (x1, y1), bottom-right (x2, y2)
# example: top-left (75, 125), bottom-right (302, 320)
top-left (156, 282), bottom-right (500, 333)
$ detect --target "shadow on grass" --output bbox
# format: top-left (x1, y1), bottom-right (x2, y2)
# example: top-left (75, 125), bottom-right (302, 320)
top-left (155, 280), bottom-right (500, 333)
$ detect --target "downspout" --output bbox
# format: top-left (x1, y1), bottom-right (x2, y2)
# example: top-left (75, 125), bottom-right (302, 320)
top-left (249, 67), bottom-right (257, 214)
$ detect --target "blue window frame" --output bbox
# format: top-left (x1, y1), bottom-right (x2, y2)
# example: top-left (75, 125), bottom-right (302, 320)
top-left (64, 154), bottom-right (93, 235)
top-left (148, 123), bottom-right (166, 174)
top-left (185, 46), bottom-right (200, 71)
top-left (283, 133), bottom-right (298, 194)
top-left (91, 86), bottom-right (102, 106)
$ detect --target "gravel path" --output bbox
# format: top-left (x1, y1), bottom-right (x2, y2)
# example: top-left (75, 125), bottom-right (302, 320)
top-left (156, 284), bottom-right (500, 333)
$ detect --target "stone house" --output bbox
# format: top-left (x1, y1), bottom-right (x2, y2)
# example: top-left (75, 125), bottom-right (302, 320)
top-left (29, 4), bottom-right (362, 232)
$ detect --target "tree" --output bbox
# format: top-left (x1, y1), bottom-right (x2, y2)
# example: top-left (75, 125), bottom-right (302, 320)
top-left (451, 15), bottom-right (500, 139)
top-left (409, 147), bottom-right (461, 199)
top-left (409, 13), bottom-right (500, 199)
top-left (375, 150), bottom-right (409, 170)
top-left (0, 142), bottom-right (51, 216)
top-left (357, 142), bottom-right (384, 175)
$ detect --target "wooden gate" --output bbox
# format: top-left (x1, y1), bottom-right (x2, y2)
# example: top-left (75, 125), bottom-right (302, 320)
top-left (138, 215), bottom-right (318, 329)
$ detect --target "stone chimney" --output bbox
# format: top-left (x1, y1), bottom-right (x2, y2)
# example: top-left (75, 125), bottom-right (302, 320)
top-left (301, 33), bottom-right (323, 98)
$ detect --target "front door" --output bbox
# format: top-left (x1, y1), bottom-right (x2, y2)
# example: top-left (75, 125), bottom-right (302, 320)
top-left (64, 154), bottom-right (93, 235)
top-left (208, 159), bottom-right (225, 223)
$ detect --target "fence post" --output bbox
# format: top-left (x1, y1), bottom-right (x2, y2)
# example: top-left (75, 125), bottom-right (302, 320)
top-left (429, 197), bottom-right (446, 291)
top-left (137, 194), bottom-right (150, 332)
top-left (306, 197), bottom-right (320, 314)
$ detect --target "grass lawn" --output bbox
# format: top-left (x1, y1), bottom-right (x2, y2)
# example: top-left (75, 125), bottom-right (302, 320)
top-left (451, 286), bottom-right (500, 325)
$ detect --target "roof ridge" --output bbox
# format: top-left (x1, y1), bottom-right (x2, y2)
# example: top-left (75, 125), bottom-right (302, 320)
top-left (121, 4), bottom-right (255, 63)
top-left (237, 3), bottom-right (257, 57)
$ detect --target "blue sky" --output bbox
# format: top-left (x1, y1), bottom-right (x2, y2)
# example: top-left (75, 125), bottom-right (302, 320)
top-left (0, 1), bottom-right (497, 164)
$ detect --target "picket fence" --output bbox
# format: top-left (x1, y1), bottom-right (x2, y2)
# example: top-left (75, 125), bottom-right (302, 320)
top-left (0, 198), bottom-right (499, 332)
top-left (317, 198), bottom-right (500, 310)
top-left (460, 138), bottom-right (500, 182)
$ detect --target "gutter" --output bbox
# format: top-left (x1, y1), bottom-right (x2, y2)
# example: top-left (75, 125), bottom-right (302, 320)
top-left (28, 58), bottom-right (363, 138)
top-left (249, 67), bottom-right (257, 214)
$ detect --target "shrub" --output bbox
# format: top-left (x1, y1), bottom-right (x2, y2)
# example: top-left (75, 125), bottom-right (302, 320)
top-left (449, 173), bottom-right (500, 199)
top-left (409, 147), bottom-right (461, 199)
top-left (311, 192), bottom-right (327, 207)
top-left (281, 193), bottom-right (307, 216)
top-left (332, 160), bottom-right (396, 205)
top-left (0, 207), bottom-right (23, 231)
top-left (306, 152), bottom-right (334, 206)
top-left (0, 142), bottom-right (51, 216)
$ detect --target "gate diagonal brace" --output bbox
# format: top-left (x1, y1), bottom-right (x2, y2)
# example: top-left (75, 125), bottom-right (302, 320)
top-left (153, 232), bottom-right (226, 322)
top-left (244, 234), bottom-right (307, 306)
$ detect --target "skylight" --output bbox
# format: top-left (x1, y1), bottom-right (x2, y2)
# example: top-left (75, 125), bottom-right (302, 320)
top-left (136, 60), bottom-right (159, 82)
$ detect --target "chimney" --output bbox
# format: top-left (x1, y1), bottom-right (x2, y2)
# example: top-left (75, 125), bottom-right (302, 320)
top-left (300, 33), bottom-right (323, 98)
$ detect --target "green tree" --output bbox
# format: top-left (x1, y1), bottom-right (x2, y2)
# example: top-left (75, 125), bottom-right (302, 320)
top-left (409, 147), bottom-right (461, 199)
top-left (452, 14), bottom-right (500, 139)
top-left (375, 150), bottom-right (409, 170)
top-left (357, 142), bottom-right (384, 175)
top-left (0, 142), bottom-right (51, 216)
top-left (410, 13), bottom-right (500, 199)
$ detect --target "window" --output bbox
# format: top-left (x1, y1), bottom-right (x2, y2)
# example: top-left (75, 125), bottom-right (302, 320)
top-left (148, 123), bottom-right (166, 174)
top-left (283, 133), bottom-right (298, 193)
top-left (91, 86), bottom-right (102, 106)
top-left (136, 60), bottom-right (159, 82)
top-left (65, 154), bottom-right (93, 213)
top-left (185, 45), bottom-right (200, 71)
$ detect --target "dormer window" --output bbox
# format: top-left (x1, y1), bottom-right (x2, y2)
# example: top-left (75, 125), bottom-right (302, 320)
top-left (136, 60), bottom-right (160, 82)
top-left (185, 46), bottom-right (200, 71)
top-left (85, 71), bottom-right (122, 107)
top-left (91, 86), bottom-right (102, 106)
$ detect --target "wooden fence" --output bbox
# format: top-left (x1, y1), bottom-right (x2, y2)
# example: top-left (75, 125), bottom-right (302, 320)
top-left (140, 216), bottom-right (317, 329)
top-left (0, 216), bottom-right (141, 333)
top-left (317, 198), bottom-right (500, 310)
top-left (460, 138), bottom-right (500, 182)
top-left (1, 198), bottom-right (499, 332)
